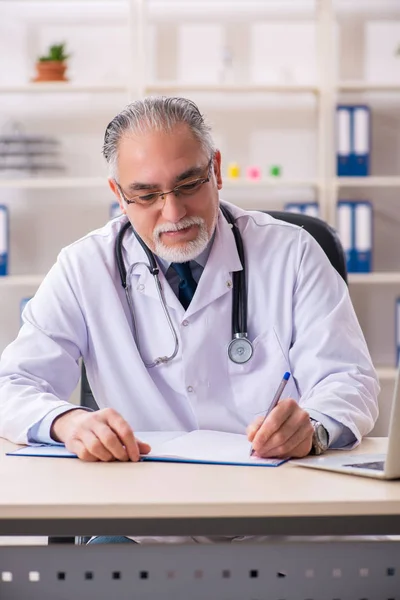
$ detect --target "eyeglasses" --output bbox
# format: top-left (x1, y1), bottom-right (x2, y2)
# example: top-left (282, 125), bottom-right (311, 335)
top-left (116, 158), bottom-right (213, 208)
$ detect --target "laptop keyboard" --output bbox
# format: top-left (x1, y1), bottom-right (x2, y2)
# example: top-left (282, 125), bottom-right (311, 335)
top-left (343, 460), bottom-right (385, 471)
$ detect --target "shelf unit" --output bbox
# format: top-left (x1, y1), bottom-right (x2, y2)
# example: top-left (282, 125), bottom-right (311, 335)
top-left (1, 0), bottom-right (400, 431)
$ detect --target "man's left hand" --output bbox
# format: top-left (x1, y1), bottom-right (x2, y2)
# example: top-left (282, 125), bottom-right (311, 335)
top-left (247, 398), bottom-right (313, 458)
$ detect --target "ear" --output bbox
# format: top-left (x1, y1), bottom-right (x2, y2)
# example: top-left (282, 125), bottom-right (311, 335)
top-left (108, 178), bottom-right (126, 215)
top-left (213, 150), bottom-right (223, 190)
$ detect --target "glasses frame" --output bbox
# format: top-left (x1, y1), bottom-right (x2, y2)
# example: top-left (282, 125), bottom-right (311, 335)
top-left (115, 157), bottom-right (214, 208)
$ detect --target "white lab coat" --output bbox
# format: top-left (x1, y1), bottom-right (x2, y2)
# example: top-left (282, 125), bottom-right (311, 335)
top-left (0, 202), bottom-right (379, 444)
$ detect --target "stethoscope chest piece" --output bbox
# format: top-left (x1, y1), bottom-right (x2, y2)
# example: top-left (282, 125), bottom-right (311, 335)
top-left (228, 335), bottom-right (254, 364)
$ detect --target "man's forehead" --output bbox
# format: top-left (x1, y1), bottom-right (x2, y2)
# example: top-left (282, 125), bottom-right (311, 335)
top-left (117, 127), bottom-right (208, 177)
top-left (119, 123), bottom-right (200, 152)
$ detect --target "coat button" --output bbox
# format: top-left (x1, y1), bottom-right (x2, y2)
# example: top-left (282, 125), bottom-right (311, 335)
top-left (187, 386), bottom-right (194, 393)
top-left (182, 320), bottom-right (189, 326)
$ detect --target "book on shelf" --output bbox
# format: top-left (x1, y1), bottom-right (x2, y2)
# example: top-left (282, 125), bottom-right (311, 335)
top-left (336, 105), bottom-right (371, 177)
top-left (284, 202), bottom-right (319, 218)
top-left (337, 201), bottom-right (373, 273)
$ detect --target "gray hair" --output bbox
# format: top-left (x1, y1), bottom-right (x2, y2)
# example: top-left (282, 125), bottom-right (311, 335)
top-left (103, 96), bottom-right (216, 180)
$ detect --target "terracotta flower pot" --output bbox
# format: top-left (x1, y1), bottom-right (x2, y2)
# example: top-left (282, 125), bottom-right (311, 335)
top-left (33, 61), bottom-right (68, 82)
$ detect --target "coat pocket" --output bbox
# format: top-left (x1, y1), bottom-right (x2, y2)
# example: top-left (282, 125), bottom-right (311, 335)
top-left (227, 328), bottom-right (297, 425)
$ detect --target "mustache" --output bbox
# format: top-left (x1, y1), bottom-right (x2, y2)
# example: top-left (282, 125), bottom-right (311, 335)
top-left (153, 217), bottom-right (205, 237)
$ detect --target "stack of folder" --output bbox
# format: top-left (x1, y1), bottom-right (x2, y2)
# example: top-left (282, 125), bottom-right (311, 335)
top-left (336, 201), bottom-right (373, 273)
top-left (284, 202), bottom-right (319, 218)
top-left (337, 104), bottom-right (371, 177)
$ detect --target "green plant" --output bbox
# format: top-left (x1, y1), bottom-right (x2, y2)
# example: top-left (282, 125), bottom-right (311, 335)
top-left (38, 43), bottom-right (70, 63)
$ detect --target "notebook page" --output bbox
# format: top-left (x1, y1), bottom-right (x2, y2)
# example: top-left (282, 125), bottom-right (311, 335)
top-left (145, 430), bottom-right (280, 465)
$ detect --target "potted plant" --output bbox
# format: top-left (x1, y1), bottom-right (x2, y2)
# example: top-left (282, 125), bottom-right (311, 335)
top-left (33, 43), bottom-right (70, 82)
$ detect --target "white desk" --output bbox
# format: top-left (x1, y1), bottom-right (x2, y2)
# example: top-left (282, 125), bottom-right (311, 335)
top-left (2, 437), bottom-right (400, 599)
top-left (1, 436), bottom-right (400, 537)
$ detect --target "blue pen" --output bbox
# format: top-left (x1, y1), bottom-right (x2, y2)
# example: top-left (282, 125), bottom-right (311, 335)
top-left (250, 371), bottom-right (291, 456)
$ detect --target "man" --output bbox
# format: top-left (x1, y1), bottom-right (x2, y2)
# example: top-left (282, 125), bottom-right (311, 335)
top-left (0, 97), bottom-right (378, 530)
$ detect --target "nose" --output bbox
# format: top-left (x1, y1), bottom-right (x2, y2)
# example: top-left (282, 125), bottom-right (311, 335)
top-left (160, 191), bottom-right (187, 223)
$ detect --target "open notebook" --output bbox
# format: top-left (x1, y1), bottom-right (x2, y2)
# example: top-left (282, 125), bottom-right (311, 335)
top-left (7, 430), bottom-right (286, 467)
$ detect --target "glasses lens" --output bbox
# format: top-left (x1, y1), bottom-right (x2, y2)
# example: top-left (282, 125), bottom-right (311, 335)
top-left (176, 179), bottom-right (205, 196)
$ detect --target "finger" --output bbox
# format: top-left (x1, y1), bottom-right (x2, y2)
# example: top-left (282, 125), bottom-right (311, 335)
top-left (246, 416), bottom-right (265, 442)
top-left (137, 439), bottom-right (151, 455)
top-left (79, 430), bottom-right (115, 462)
top-left (252, 399), bottom-right (298, 451)
top-left (93, 422), bottom-right (129, 461)
top-left (67, 439), bottom-right (99, 462)
top-left (259, 420), bottom-right (313, 458)
top-left (102, 409), bottom-right (141, 462)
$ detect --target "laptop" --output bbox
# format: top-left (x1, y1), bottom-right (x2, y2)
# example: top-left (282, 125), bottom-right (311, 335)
top-left (292, 367), bottom-right (400, 480)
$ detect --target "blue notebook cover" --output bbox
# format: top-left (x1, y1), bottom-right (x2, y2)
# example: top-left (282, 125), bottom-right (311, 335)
top-left (7, 431), bottom-right (287, 467)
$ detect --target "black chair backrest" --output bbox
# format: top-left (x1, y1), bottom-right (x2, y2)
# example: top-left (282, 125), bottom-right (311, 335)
top-left (80, 211), bottom-right (347, 411)
top-left (265, 211), bottom-right (347, 284)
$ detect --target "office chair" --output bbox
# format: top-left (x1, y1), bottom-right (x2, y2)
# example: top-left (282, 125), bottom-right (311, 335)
top-left (48, 210), bottom-right (347, 545)
top-left (266, 211), bottom-right (347, 284)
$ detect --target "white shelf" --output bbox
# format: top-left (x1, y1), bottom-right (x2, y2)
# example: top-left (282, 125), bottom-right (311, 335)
top-left (0, 82), bottom-right (319, 95)
top-left (0, 275), bottom-right (44, 287)
top-left (224, 178), bottom-right (320, 189)
top-left (0, 177), bottom-right (108, 189)
top-left (335, 177), bottom-right (400, 188)
top-left (0, 83), bottom-right (129, 94)
top-left (348, 272), bottom-right (400, 285)
top-left (377, 367), bottom-right (397, 381)
top-left (339, 81), bottom-right (400, 92)
top-left (146, 82), bottom-right (320, 94)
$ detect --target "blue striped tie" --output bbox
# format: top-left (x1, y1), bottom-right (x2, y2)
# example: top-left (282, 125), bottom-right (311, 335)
top-left (171, 262), bottom-right (197, 310)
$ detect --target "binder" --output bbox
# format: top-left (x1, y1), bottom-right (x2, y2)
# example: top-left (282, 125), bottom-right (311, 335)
top-left (0, 205), bottom-right (9, 276)
top-left (20, 297), bottom-right (31, 325)
top-left (110, 202), bottom-right (122, 219)
top-left (354, 201), bottom-right (373, 272)
top-left (337, 201), bottom-right (354, 272)
top-left (303, 203), bottom-right (319, 218)
top-left (336, 105), bottom-right (371, 177)
top-left (337, 201), bottom-right (373, 273)
top-left (336, 106), bottom-right (352, 176)
top-left (284, 202), bottom-right (319, 218)
top-left (396, 298), bottom-right (400, 366)
top-left (352, 105), bottom-right (370, 177)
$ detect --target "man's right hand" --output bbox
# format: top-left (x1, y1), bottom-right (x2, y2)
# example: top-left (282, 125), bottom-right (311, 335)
top-left (50, 408), bottom-right (151, 462)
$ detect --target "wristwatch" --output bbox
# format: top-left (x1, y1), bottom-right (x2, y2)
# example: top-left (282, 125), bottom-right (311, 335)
top-left (309, 418), bottom-right (329, 455)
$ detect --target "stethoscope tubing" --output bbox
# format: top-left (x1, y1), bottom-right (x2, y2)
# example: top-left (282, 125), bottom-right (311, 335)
top-left (115, 205), bottom-right (251, 365)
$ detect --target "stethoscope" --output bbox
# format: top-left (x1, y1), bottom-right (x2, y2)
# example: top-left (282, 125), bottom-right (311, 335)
top-left (115, 203), bottom-right (254, 367)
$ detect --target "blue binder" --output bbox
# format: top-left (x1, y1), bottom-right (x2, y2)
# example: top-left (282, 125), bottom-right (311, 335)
top-left (20, 297), bottom-right (32, 325)
top-left (110, 202), bottom-right (122, 219)
top-left (354, 201), bottom-right (373, 272)
top-left (0, 205), bottom-right (9, 276)
top-left (336, 105), bottom-right (370, 177)
top-left (337, 201), bottom-right (354, 272)
top-left (337, 201), bottom-right (373, 273)
top-left (337, 106), bottom-right (352, 176)
top-left (284, 202), bottom-right (319, 217)
top-left (351, 105), bottom-right (370, 177)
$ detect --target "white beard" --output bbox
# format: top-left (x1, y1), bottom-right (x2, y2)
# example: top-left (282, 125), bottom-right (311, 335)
top-left (152, 215), bottom-right (213, 263)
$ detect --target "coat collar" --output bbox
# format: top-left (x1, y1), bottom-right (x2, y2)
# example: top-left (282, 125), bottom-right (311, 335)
top-left (120, 205), bottom-right (243, 317)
